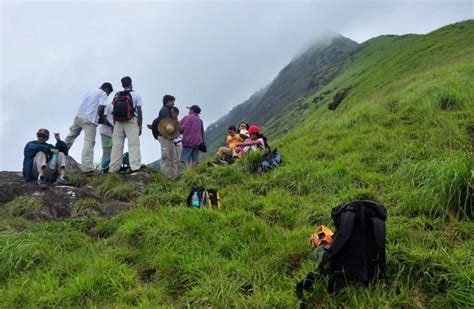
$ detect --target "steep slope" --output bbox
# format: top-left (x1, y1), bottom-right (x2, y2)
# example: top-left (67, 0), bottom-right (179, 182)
top-left (206, 35), bottom-right (358, 151)
top-left (1, 21), bottom-right (473, 308)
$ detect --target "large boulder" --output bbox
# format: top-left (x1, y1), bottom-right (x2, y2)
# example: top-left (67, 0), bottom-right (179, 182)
top-left (0, 171), bottom-right (134, 220)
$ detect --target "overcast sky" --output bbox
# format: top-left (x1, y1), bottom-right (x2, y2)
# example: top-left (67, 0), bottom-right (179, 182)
top-left (1, 0), bottom-right (472, 171)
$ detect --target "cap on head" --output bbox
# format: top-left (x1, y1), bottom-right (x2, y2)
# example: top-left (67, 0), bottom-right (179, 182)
top-left (187, 105), bottom-right (201, 114)
top-left (247, 125), bottom-right (260, 135)
top-left (36, 128), bottom-right (50, 139)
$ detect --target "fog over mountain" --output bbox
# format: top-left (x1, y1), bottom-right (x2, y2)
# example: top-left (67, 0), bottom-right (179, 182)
top-left (1, 0), bottom-right (472, 171)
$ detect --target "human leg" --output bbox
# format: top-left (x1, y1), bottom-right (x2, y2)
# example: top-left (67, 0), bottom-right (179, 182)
top-left (64, 116), bottom-right (83, 149)
top-left (159, 136), bottom-right (176, 179)
top-left (32, 152), bottom-right (47, 188)
top-left (124, 119), bottom-right (141, 171)
top-left (191, 147), bottom-right (199, 171)
top-left (101, 134), bottom-right (112, 170)
top-left (81, 120), bottom-right (97, 172)
top-left (217, 147), bottom-right (231, 159)
top-left (109, 122), bottom-right (125, 173)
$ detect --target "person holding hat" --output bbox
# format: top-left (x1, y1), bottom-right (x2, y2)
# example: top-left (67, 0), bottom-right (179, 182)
top-left (148, 95), bottom-right (180, 179)
top-left (23, 128), bottom-right (70, 189)
top-left (179, 105), bottom-right (204, 171)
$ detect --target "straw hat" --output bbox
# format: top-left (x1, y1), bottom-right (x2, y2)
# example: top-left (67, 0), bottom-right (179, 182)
top-left (158, 118), bottom-right (180, 140)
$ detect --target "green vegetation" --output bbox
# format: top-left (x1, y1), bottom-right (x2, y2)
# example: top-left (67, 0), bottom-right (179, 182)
top-left (0, 21), bottom-right (473, 307)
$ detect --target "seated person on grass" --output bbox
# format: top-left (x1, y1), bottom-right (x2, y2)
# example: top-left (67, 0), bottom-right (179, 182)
top-left (216, 125), bottom-right (243, 162)
top-left (238, 121), bottom-right (249, 139)
top-left (23, 128), bottom-right (70, 189)
top-left (235, 125), bottom-right (266, 158)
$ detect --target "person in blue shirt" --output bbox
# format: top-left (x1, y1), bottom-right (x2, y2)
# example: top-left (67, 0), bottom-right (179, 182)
top-left (23, 128), bottom-right (70, 189)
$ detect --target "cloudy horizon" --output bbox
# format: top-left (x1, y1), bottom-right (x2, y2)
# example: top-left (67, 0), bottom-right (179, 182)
top-left (1, 1), bottom-right (472, 171)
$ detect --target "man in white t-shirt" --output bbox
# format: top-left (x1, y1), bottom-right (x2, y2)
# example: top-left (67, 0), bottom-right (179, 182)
top-left (109, 76), bottom-right (143, 173)
top-left (65, 82), bottom-right (113, 173)
top-left (97, 102), bottom-right (114, 172)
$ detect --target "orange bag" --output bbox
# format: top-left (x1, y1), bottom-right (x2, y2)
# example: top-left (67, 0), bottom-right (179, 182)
top-left (310, 225), bottom-right (334, 248)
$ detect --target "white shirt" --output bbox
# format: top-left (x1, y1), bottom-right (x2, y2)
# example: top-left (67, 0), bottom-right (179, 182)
top-left (77, 88), bottom-right (109, 125)
top-left (98, 103), bottom-right (114, 137)
top-left (129, 91), bottom-right (143, 108)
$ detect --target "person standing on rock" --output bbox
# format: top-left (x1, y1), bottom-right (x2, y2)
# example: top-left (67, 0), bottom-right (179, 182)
top-left (65, 82), bottom-right (113, 174)
top-left (97, 99), bottom-right (114, 172)
top-left (149, 95), bottom-right (178, 179)
top-left (23, 128), bottom-right (70, 189)
top-left (109, 76), bottom-right (144, 173)
top-left (179, 105), bottom-right (204, 172)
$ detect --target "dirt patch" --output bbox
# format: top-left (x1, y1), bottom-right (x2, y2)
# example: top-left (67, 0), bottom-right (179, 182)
top-left (328, 86), bottom-right (353, 110)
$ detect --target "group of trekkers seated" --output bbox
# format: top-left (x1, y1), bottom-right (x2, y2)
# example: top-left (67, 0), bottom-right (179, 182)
top-left (23, 76), bottom-right (206, 188)
top-left (215, 122), bottom-right (268, 164)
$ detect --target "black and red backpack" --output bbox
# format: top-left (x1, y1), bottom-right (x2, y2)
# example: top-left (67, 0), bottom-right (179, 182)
top-left (112, 90), bottom-right (134, 121)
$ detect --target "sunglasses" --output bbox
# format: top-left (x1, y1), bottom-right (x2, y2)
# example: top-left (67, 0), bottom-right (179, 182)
top-left (37, 134), bottom-right (48, 139)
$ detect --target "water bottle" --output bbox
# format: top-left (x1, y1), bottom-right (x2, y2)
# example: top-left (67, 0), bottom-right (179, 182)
top-left (191, 191), bottom-right (200, 208)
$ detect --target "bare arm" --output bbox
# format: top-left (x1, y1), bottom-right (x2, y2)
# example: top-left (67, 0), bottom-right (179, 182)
top-left (98, 105), bottom-right (114, 129)
top-left (237, 139), bottom-right (262, 146)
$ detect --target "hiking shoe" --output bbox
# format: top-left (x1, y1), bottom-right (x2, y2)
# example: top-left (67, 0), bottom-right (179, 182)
top-left (83, 170), bottom-right (97, 177)
top-left (37, 175), bottom-right (47, 190)
top-left (59, 175), bottom-right (71, 185)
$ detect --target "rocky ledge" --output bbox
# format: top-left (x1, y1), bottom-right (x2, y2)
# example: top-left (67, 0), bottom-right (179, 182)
top-left (0, 170), bottom-right (153, 220)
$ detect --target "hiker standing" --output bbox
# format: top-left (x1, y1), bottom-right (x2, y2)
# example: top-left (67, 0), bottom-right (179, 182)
top-left (65, 82), bottom-right (113, 173)
top-left (23, 129), bottom-right (70, 189)
top-left (171, 107), bottom-right (183, 170)
top-left (109, 76), bottom-right (143, 173)
top-left (179, 105), bottom-right (204, 171)
top-left (155, 95), bottom-right (178, 179)
top-left (97, 100), bottom-right (114, 172)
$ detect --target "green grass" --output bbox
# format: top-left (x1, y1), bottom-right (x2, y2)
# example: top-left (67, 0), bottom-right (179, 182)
top-left (0, 20), bottom-right (473, 307)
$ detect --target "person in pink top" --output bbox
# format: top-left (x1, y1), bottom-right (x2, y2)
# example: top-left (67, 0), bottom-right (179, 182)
top-left (235, 125), bottom-right (266, 158)
top-left (179, 105), bottom-right (204, 171)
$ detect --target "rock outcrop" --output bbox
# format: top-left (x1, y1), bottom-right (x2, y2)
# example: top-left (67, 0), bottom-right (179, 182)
top-left (0, 171), bottom-right (153, 220)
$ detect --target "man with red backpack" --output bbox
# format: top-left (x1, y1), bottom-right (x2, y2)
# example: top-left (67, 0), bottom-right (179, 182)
top-left (65, 82), bottom-right (113, 174)
top-left (109, 76), bottom-right (144, 173)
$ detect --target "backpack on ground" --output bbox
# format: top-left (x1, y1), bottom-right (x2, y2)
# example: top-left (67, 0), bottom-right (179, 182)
top-left (186, 186), bottom-right (221, 209)
top-left (112, 90), bottom-right (134, 121)
top-left (257, 148), bottom-right (282, 175)
top-left (296, 200), bottom-right (387, 307)
top-left (324, 200), bottom-right (387, 292)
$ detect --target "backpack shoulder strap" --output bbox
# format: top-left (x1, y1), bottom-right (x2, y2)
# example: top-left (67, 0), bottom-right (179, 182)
top-left (325, 210), bottom-right (356, 259)
top-left (371, 216), bottom-right (386, 276)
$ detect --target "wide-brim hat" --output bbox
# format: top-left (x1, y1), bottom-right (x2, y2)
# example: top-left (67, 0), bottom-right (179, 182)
top-left (158, 118), bottom-right (180, 140)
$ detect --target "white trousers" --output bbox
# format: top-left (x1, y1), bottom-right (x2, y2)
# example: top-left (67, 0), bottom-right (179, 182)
top-left (110, 118), bottom-right (141, 172)
top-left (64, 116), bottom-right (97, 172)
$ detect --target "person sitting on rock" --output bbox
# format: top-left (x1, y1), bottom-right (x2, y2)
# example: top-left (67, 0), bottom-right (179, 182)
top-left (235, 125), bottom-right (266, 158)
top-left (23, 128), bottom-right (70, 189)
top-left (216, 125), bottom-right (243, 163)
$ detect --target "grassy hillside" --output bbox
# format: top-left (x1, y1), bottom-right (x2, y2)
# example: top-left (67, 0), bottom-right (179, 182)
top-left (1, 21), bottom-right (473, 307)
top-left (206, 36), bottom-right (358, 153)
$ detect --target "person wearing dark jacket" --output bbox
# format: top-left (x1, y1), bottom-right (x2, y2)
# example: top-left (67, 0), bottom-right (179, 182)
top-left (147, 95), bottom-right (178, 179)
top-left (23, 128), bottom-right (70, 189)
